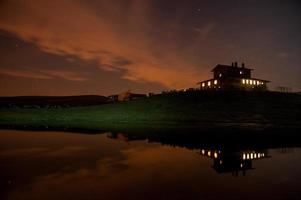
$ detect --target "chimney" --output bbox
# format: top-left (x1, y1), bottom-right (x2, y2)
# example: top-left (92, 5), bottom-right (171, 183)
top-left (234, 62), bottom-right (238, 67)
top-left (242, 63), bottom-right (245, 68)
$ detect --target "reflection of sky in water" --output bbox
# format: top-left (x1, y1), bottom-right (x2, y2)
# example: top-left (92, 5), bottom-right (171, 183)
top-left (0, 130), bottom-right (301, 200)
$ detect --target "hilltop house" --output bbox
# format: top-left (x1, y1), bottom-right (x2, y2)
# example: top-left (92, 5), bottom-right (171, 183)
top-left (198, 62), bottom-right (269, 91)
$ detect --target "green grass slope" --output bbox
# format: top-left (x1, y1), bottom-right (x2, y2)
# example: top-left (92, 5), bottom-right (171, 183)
top-left (0, 91), bottom-right (300, 131)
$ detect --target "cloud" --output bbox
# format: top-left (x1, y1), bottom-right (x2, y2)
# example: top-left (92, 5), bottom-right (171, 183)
top-left (193, 23), bottom-right (216, 41)
top-left (0, 68), bottom-right (53, 79)
top-left (42, 70), bottom-right (88, 81)
top-left (0, 68), bottom-right (88, 81)
top-left (0, 0), bottom-right (203, 89)
top-left (277, 52), bottom-right (288, 59)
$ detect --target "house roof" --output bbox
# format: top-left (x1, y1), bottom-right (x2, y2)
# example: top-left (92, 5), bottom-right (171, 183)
top-left (211, 64), bottom-right (253, 72)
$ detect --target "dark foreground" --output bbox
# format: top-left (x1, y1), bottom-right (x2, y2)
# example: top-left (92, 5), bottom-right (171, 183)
top-left (0, 129), bottom-right (301, 200)
top-left (0, 91), bottom-right (301, 132)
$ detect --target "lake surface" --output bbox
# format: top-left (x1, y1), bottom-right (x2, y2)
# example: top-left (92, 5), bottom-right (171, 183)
top-left (0, 130), bottom-right (301, 200)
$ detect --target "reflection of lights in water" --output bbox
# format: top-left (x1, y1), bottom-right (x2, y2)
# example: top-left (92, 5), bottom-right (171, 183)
top-left (208, 151), bottom-right (211, 156)
top-left (242, 152), bottom-right (267, 160)
top-left (214, 152), bottom-right (218, 158)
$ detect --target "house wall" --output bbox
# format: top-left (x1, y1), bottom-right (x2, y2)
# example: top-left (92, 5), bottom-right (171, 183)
top-left (200, 78), bottom-right (268, 91)
top-left (213, 67), bottom-right (251, 79)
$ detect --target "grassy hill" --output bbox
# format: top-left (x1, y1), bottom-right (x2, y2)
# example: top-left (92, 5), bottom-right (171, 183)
top-left (0, 91), bottom-right (300, 132)
top-left (0, 95), bottom-right (109, 108)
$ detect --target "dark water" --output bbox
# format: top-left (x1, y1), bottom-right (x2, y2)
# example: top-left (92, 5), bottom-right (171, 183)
top-left (0, 130), bottom-right (301, 200)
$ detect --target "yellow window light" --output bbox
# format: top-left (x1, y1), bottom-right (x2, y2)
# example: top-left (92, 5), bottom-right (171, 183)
top-left (202, 83), bottom-right (205, 87)
top-left (246, 79), bottom-right (249, 84)
top-left (257, 81), bottom-right (259, 85)
top-left (208, 81), bottom-right (211, 86)
top-left (242, 79), bottom-right (245, 84)
top-left (214, 152), bottom-right (218, 158)
top-left (214, 80), bottom-right (217, 85)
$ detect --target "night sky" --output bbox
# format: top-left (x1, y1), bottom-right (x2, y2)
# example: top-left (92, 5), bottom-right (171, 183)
top-left (0, 0), bottom-right (300, 96)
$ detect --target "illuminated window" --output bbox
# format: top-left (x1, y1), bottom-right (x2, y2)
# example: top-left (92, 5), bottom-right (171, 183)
top-left (208, 81), bottom-right (211, 86)
top-left (240, 71), bottom-right (243, 74)
top-left (219, 73), bottom-right (222, 77)
top-left (240, 163), bottom-right (243, 168)
top-left (243, 153), bottom-right (246, 160)
top-left (251, 154), bottom-right (253, 159)
top-left (201, 150), bottom-right (205, 154)
top-left (257, 81), bottom-right (259, 85)
top-left (254, 154), bottom-right (257, 158)
top-left (214, 80), bottom-right (217, 85)
top-left (202, 83), bottom-right (205, 87)
top-left (246, 79), bottom-right (249, 84)
top-left (208, 151), bottom-right (211, 156)
top-left (219, 160), bottom-right (223, 164)
top-left (214, 152), bottom-right (218, 158)
top-left (250, 80), bottom-right (253, 85)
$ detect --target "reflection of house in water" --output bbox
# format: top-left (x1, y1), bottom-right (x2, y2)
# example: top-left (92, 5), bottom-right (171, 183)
top-left (200, 149), bottom-right (270, 176)
top-left (107, 132), bottom-right (273, 176)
